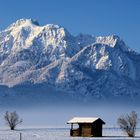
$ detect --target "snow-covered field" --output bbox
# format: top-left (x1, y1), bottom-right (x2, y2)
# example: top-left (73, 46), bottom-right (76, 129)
top-left (0, 128), bottom-right (140, 140)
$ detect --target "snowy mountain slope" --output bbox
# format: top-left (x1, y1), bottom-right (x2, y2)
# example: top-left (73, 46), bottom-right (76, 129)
top-left (56, 42), bottom-right (140, 99)
top-left (0, 18), bottom-right (140, 100)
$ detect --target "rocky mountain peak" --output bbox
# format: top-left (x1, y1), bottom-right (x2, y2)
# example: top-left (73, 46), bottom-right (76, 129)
top-left (0, 19), bottom-right (140, 101)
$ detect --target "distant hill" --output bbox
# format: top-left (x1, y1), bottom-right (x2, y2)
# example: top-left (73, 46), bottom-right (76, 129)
top-left (0, 19), bottom-right (140, 104)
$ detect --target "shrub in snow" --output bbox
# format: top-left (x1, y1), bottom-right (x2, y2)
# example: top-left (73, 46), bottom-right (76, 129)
top-left (117, 111), bottom-right (138, 137)
top-left (4, 111), bottom-right (23, 130)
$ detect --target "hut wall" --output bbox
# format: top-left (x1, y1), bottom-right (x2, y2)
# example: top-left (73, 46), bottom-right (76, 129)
top-left (79, 124), bottom-right (92, 137)
top-left (92, 122), bottom-right (103, 137)
top-left (71, 129), bottom-right (79, 136)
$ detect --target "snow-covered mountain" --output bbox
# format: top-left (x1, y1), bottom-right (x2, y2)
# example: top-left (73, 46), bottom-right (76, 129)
top-left (0, 18), bottom-right (140, 101)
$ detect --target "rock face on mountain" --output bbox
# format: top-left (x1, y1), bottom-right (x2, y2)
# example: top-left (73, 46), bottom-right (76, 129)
top-left (0, 19), bottom-right (140, 101)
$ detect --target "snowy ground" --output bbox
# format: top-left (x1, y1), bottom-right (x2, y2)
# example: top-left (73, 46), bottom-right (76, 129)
top-left (0, 128), bottom-right (140, 140)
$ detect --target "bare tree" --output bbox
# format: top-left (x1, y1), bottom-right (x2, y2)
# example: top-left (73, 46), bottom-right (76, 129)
top-left (4, 111), bottom-right (23, 130)
top-left (117, 111), bottom-right (138, 137)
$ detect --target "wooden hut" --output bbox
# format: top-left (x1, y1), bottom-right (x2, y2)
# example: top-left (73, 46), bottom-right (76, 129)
top-left (67, 117), bottom-right (105, 137)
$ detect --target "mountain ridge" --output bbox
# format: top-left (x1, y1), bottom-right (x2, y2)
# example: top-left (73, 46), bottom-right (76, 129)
top-left (0, 19), bottom-right (140, 101)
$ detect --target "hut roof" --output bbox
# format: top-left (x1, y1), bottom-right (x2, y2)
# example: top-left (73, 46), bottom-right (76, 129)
top-left (67, 117), bottom-right (105, 124)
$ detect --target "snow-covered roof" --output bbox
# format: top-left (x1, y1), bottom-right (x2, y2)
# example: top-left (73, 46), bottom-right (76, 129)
top-left (67, 117), bottom-right (105, 124)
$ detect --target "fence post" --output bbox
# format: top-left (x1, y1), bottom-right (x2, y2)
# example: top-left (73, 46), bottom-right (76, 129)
top-left (20, 133), bottom-right (22, 140)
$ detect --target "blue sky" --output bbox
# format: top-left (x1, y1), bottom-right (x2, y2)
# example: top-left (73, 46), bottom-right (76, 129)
top-left (0, 0), bottom-right (140, 52)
